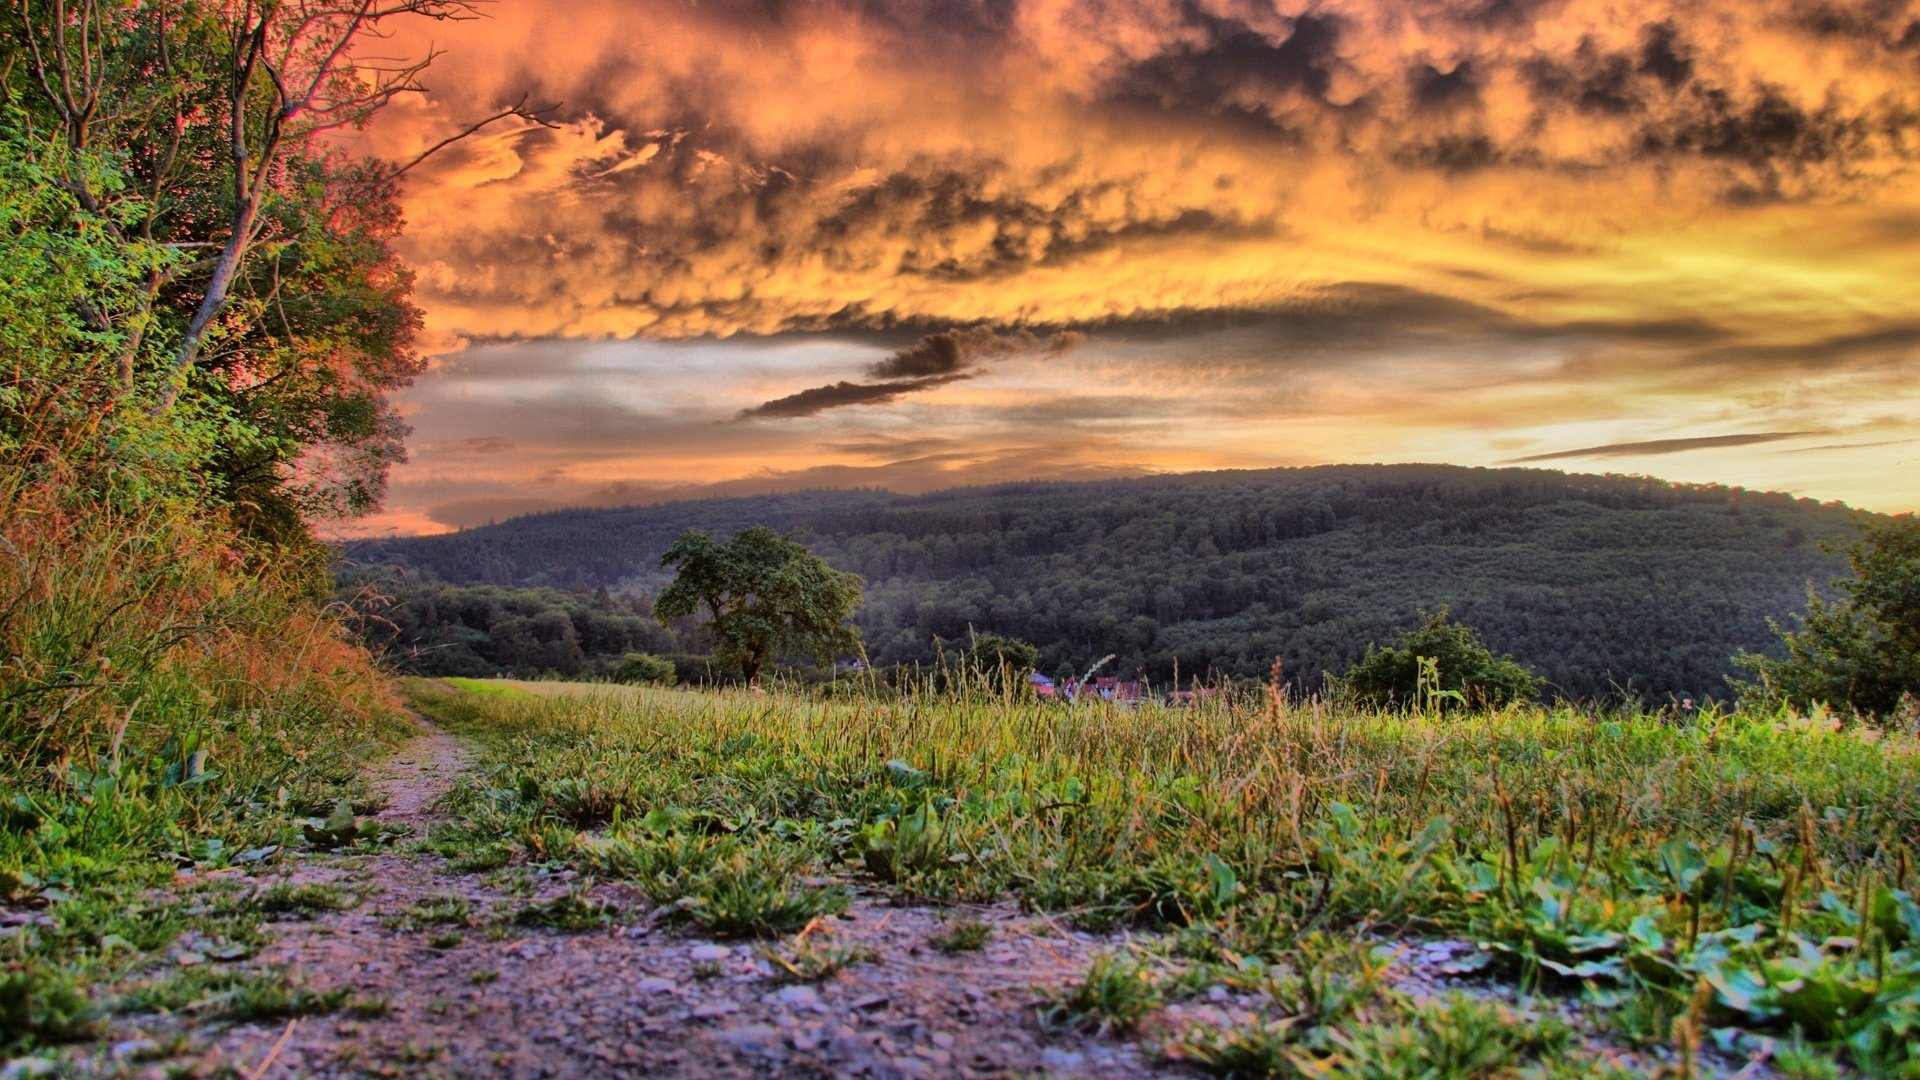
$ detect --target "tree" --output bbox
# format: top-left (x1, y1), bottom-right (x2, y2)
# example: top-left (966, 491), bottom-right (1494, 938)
top-left (653, 528), bottom-right (863, 686)
top-left (1338, 609), bottom-right (1538, 710)
top-left (3, 0), bottom-right (546, 541)
top-left (1736, 515), bottom-right (1920, 720)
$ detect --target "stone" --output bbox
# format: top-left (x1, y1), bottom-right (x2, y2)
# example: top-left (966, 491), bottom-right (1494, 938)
top-left (692, 1001), bottom-right (739, 1020)
top-left (774, 985), bottom-right (820, 1007)
top-left (636, 976), bottom-right (676, 994)
top-left (716, 1023), bottom-right (785, 1057)
top-left (1040, 1048), bottom-right (1086, 1070)
top-left (689, 944), bottom-right (732, 962)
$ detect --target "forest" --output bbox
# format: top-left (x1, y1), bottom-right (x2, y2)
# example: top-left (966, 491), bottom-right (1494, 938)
top-left (340, 464), bottom-right (1868, 700)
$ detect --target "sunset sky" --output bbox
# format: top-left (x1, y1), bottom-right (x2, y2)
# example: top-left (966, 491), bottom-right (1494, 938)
top-left (344, 0), bottom-right (1920, 535)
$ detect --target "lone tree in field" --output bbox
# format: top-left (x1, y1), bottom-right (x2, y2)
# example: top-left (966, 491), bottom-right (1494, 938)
top-left (1339, 609), bottom-right (1538, 710)
top-left (654, 528), bottom-right (863, 687)
top-left (1736, 515), bottom-right (1920, 721)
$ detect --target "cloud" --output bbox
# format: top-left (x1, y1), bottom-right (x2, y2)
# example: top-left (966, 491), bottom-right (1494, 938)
top-left (356, 0), bottom-right (1920, 342)
top-left (867, 327), bottom-right (1083, 378)
top-left (736, 373), bottom-right (975, 420)
top-left (1504, 431), bottom-right (1827, 462)
top-left (739, 326), bottom-right (1085, 419)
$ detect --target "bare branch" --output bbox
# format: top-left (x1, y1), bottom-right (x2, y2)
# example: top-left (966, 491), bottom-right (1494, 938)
top-left (386, 93), bottom-right (560, 179)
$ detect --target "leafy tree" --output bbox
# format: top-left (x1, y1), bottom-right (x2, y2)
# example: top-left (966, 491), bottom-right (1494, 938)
top-left (653, 528), bottom-right (863, 686)
top-left (1736, 516), bottom-right (1920, 720)
top-left (2, 0), bottom-right (542, 543)
top-left (1338, 610), bottom-right (1538, 710)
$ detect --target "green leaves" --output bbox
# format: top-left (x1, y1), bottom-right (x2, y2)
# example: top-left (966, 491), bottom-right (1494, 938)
top-left (655, 528), bottom-right (864, 684)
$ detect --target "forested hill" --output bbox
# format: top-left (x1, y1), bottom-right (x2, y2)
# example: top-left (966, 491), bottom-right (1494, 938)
top-left (340, 465), bottom-right (1868, 700)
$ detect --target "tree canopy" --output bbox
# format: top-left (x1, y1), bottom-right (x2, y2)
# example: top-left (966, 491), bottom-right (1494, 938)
top-left (2, 0), bottom-right (537, 546)
top-left (1338, 610), bottom-right (1539, 711)
top-left (1737, 515), bottom-right (1920, 721)
top-left (346, 466), bottom-right (1863, 700)
top-left (653, 528), bottom-right (864, 685)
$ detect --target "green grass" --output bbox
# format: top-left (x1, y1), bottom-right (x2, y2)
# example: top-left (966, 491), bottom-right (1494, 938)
top-left (407, 676), bottom-right (1920, 1074)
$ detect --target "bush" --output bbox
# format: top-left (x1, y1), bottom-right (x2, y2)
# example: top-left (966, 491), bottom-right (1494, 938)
top-left (1736, 515), bottom-right (1920, 721)
top-left (1338, 610), bottom-right (1538, 710)
top-left (612, 652), bottom-right (677, 686)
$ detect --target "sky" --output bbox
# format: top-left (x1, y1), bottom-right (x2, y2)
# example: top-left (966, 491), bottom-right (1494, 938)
top-left (341, 0), bottom-right (1920, 535)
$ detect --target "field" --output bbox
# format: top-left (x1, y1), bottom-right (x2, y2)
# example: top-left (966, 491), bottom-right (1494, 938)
top-left (384, 679), bottom-right (1919, 1076)
top-left (11, 676), bottom-right (1920, 1076)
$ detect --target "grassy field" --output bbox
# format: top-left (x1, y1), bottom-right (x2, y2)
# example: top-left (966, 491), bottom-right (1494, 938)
top-left (406, 678), bottom-right (1920, 1077)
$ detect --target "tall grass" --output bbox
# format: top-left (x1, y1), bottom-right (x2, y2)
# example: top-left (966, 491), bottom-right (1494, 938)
top-left (0, 465), bottom-right (407, 1052)
top-left (415, 678), bottom-right (1920, 1070)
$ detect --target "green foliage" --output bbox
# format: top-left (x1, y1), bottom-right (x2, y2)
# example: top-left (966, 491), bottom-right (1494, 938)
top-left (1039, 953), bottom-right (1163, 1034)
top-left (1738, 515), bottom-right (1920, 720)
top-left (948, 632), bottom-right (1041, 692)
top-left (411, 678), bottom-right (1920, 1073)
top-left (337, 578), bottom-right (688, 680)
top-left (350, 466), bottom-right (1864, 701)
top-left (654, 527), bottom-right (864, 684)
top-left (613, 652), bottom-right (677, 686)
top-left (1339, 610), bottom-right (1539, 710)
top-left (930, 918), bottom-right (992, 953)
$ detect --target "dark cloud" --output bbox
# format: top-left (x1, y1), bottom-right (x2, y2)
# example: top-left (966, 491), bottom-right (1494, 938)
top-left (867, 326), bottom-right (1082, 379)
top-left (1504, 431), bottom-right (1827, 463)
top-left (737, 373), bottom-right (973, 420)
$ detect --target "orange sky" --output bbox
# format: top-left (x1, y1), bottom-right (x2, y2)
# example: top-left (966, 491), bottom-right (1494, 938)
top-left (338, 0), bottom-right (1920, 535)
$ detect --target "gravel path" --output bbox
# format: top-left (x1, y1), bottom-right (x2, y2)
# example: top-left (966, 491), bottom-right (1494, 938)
top-left (111, 717), bottom-right (1173, 1079)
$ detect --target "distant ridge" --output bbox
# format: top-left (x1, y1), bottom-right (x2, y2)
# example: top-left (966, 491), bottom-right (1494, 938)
top-left (342, 464), bottom-right (1866, 700)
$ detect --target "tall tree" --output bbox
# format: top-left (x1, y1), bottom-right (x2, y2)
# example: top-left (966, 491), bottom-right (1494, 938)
top-left (654, 528), bottom-right (864, 687)
top-left (1737, 515), bottom-right (1920, 720)
top-left (3, 0), bottom-right (545, 538)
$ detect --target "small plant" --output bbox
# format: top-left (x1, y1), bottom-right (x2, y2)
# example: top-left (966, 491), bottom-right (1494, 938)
top-left (1038, 953), bottom-right (1163, 1034)
top-left (0, 965), bottom-right (98, 1049)
top-left (303, 799), bottom-right (404, 850)
top-left (930, 918), bottom-right (992, 954)
top-left (470, 968), bottom-right (499, 985)
top-left (761, 937), bottom-right (879, 982)
top-left (254, 882), bottom-right (358, 918)
top-left (429, 932), bottom-right (463, 950)
top-left (384, 894), bottom-right (475, 932)
top-left (512, 889), bottom-right (618, 932)
top-left (345, 994), bottom-right (393, 1019)
top-left (677, 852), bottom-right (848, 938)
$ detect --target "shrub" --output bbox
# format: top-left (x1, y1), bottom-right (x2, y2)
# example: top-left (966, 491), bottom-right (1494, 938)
top-left (1338, 609), bottom-right (1538, 710)
top-left (613, 652), bottom-right (677, 686)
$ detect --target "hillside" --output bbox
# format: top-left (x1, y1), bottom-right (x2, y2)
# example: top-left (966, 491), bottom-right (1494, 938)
top-left (341, 465), bottom-right (1867, 700)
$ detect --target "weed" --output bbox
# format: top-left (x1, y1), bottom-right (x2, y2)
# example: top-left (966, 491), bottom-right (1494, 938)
top-left (761, 937), bottom-right (879, 981)
top-left (345, 994), bottom-right (393, 1019)
top-left (383, 894), bottom-right (475, 932)
top-left (930, 918), bottom-right (992, 954)
top-left (512, 889), bottom-right (618, 932)
top-left (254, 882), bottom-right (358, 917)
top-left (1038, 953), bottom-right (1163, 1034)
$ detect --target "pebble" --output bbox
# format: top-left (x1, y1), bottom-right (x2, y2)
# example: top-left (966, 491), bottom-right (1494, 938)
top-left (716, 1023), bottom-right (784, 1057)
top-left (109, 1039), bottom-right (160, 1061)
top-left (773, 985), bottom-right (820, 1007)
top-left (635, 976), bottom-right (676, 994)
top-left (692, 1001), bottom-right (739, 1019)
top-left (689, 944), bottom-right (732, 962)
top-left (1040, 1048), bottom-right (1086, 1070)
top-left (930, 1032), bottom-right (955, 1050)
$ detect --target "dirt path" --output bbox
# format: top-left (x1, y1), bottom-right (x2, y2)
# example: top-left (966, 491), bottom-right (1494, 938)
top-left (112, 718), bottom-right (1179, 1079)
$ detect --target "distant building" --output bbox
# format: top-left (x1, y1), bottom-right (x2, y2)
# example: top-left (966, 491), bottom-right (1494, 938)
top-left (1028, 672), bottom-right (1058, 699)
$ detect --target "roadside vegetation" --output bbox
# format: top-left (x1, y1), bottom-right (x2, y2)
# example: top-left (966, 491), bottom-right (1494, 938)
top-left (408, 676), bottom-right (1920, 1075)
